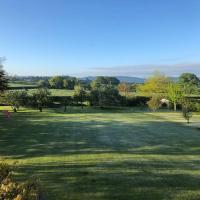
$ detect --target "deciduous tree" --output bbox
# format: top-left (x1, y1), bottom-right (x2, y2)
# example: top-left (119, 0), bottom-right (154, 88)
top-left (73, 85), bottom-right (87, 109)
top-left (5, 90), bottom-right (28, 112)
top-left (179, 73), bottom-right (200, 94)
top-left (138, 72), bottom-right (170, 97)
top-left (32, 88), bottom-right (51, 112)
top-left (48, 76), bottom-right (64, 89)
top-left (91, 76), bottom-right (120, 88)
top-left (167, 82), bottom-right (184, 111)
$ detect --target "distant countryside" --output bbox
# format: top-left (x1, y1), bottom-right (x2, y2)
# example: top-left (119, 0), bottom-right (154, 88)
top-left (1, 60), bottom-right (200, 199)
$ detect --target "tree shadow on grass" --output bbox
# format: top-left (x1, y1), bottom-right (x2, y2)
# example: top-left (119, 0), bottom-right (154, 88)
top-left (1, 111), bottom-right (200, 199)
top-left (16, 161), bottom-right (200, 200)
top-left (47, 106), bottom-right (148, 114)
top-left (0, 112), bottom-right (200, 159)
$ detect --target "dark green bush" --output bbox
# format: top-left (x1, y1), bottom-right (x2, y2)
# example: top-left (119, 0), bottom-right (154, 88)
top-left (125, 96), bottom-right (150, 107)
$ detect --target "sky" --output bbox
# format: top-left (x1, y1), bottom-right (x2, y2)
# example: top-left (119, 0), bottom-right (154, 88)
top-left (0, 0), bottom-right (200, 77)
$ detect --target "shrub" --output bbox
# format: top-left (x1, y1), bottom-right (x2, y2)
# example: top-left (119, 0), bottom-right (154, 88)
top-left (125, 96), bottom-right (150, 107)
top-left (147, 96), bottom-right (161, 111)
top-left (4, 90), bottom-right (29, 112)
top-left (32, 88), bottom-right (51, 112)
top-left (0, 162), bottom-right (43, 200)
top-left (182, 99), bottom-right (193, 124)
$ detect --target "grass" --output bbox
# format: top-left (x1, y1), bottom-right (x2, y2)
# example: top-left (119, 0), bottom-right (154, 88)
top-left (8, 81), bottom-right (75, 96)
top-left (8, 81), bottom-right (37, 88)
top-left (0, 107), bottom-right (200, 200)
top-left (7, 89), bottom-right (74, 96)
top-left (48, 89), bottom-right (74, 96)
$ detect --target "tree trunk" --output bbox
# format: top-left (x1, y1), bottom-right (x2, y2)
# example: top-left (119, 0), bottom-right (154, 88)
top-left (174, 102), bottom-right (177, 111)
top-left (12, 106), bottom-right (17, 112)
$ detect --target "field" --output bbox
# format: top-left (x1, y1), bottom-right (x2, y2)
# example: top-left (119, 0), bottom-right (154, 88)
top-left (26, 89), bottom-right (74, 96)
top-left (8, 81), bottom-right (37, 88)
top-left (0, 107), bottom-right (200, 200)
top-left (8, 81), bottom-right (75, 96)
top-left (7, 88), bottom-right (74, 96)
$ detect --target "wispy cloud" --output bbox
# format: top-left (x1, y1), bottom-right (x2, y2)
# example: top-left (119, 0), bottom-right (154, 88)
top-left (74, 62), bottom-right (200, 77)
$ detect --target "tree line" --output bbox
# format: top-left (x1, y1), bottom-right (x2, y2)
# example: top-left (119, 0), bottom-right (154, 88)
top-left (0, 58), bottom-right (200, 118)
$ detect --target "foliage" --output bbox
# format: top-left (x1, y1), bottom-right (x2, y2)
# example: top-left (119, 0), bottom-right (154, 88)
top-left (89, 85), bottom-right (121, 107)
top-left (193, 102), bottom-right (200, 112)
top-left (118, 82), bottom-right (130, 96)
top-left (137, 72), bottom-right (170, 96)
top-left (182, 98), bottom-right (193, 124)
top-left (37, 80), bottom-right (49, 88)
top-left (48, 76), bottom-right (64, 89)
top-left (167, 82), bottom-right (184, 111)
top-left (125, 96), bottom-right (150, 107)
top-left (32, 88), bottom-right (51, 111)
top-left (62, 96), bottom-right (72, 111)
top-left (129, 83), bottom-right (138, 92)
top-left (147, 95), bottom-right (161, 111)
top-left (5, 90), bottom-right (28, 112)
top-left (48, 76), bottom-right (78, 90)
top-left (179, 73), bottom-right (200, 94)
top-left (63, 77), bottom-right (78, 90)
top-left (0, 162), bottom-right (42, 200)
top-left (0, 58), bottom-right (8, 94)
top-left (73, 85), bottom-right (87, 108)
top-left (91, 76), bottom-right (120, 88)
top-left (179, 73), bottom-right (200, 87)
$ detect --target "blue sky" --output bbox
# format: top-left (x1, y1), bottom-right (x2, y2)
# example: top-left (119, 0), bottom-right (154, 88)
top-left (0, 0), bottom-right (200, 77)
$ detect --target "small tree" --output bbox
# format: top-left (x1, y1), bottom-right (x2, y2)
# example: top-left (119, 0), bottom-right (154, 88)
top-left (48, 76), bottom-right (64, 89)
top-left (167, 82), bottom-right (184, 111)
top-left (91, 76), bottom-right (120, 89)
top-left (89, 85), bottom-right (121, 108)
top-left (182, 99), bottom-right (193, 124)
top-left (32, 88), bottom-right (51, 112)
top-left (73, 85), bottom-right (87, 109)
top-left (5, 90), bottom-right (28, 112)
top-left (147, 95), bottom-right (161, 112)
top-left (62, 96), bottom-right (72, 112)
top-left (37, 80), bottom-right (49, 88)
top-left (63, 78), bottom-right (77, 90)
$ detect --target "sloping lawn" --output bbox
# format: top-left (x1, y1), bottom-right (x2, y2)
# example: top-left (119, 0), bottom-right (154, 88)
top-left (0, 107), bottom-right (200, 200)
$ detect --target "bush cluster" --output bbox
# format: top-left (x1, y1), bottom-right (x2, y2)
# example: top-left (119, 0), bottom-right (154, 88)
top-left (0, 162), bottom-right (43, 200)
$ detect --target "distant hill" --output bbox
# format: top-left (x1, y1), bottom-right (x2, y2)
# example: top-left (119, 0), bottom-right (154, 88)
top-left (80, 76), bottom-right (145, 83)
top-left (116, 76), bottom-right (145, 83)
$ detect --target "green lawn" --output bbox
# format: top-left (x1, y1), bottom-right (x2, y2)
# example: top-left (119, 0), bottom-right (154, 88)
top-left (0, 107), bottom-right (200, 200)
